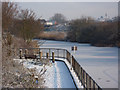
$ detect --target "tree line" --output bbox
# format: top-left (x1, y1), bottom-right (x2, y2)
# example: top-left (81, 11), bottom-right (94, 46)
top-left (67, 17), bottom-right (119, 47)
top-left (2, 2), bottom-right (44, 43)
top-left (2, 2), bottom-right (119, 47)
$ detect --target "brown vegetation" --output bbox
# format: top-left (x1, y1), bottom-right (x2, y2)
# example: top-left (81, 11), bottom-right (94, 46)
top-left (38, 31), bottom-right (66, 41)
top-left (2, 2), bottom-right (44, 88)
top-left (2, 32), bottom-right (45, 88)
top-left (67, 17), bottom-right (119, 47)
top-left (2, 2), bottom-right (44, 42)
top-left (2, 2), bottom-right (18, 31)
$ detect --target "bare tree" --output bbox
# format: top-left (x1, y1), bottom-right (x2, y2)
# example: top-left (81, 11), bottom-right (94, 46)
top-left (18, 9), bottom-right (36, 20)
top-left (16, 9), bottom-right (43, 42)
top-left (2, 2), bottom-right (43, 43)
top-left (2, 2), bottom-right (18, 31)
top-left (49, 13), bottom-right (66, 24)
top-left (17, 9), bottom-right (35, 41)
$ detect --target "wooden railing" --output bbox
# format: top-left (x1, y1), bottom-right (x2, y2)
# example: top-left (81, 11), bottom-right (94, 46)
top-left (19, 48), bottom-right (102, 90)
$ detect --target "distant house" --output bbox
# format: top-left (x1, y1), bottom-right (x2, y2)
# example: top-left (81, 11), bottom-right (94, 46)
top-left (97, 14), bottom-right (112, 22)
top-left (45, 22), bottom-right (53, 26)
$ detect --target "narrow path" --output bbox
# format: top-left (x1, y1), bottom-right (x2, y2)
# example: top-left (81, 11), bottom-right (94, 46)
top-left (44, 61), bottom-right (76, 88)
top-left (15, 58), bottom-right (76, 88)
top-left (54, 62), bottom-right (61, 88)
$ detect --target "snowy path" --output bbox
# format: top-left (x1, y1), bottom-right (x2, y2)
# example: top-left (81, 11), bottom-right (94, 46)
top-left (44, 61), bottom-right (76, 88)
top-left (14, 59), bottom-right (77, 88)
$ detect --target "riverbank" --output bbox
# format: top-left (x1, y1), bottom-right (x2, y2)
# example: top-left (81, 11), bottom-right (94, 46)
top-left (37, 31), bottom-right (66, 41)
top-left (35, 30), bottom-right (119, 47)
top-left (2, 33), bottom-right (44, 88)
top-left (36, 37), bottom-right (119, 48)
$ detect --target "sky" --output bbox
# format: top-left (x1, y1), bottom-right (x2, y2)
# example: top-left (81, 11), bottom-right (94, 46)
top-left (8, 0), bottom-right (120, 2)
top-left (17, 2), bottom-right (118, 20)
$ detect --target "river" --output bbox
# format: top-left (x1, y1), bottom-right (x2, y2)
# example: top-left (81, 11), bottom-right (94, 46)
top-left (38, 40), bottom-right (118, 88)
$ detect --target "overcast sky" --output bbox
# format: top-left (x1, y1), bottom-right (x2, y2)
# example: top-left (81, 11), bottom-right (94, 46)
top-left (17, 2), bottom-right (118, 20)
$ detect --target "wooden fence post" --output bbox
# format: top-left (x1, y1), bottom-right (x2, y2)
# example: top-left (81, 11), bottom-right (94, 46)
top-left (71, 54), bottom-right (72, 70)
top-left (86, 73), bottom-right (88, 89)
top-left (40, 51), bottom-right (42, 59)
top-left (25, 49), bottom-right (28, 55)
top-left (52, 52), bottom-right (55, 63)
top-left (46, 52), bottom-right (49, 59)
top-left (19, 49), bottom-right (22, 59)
top-left (72, 56), bottom-right (75, 69)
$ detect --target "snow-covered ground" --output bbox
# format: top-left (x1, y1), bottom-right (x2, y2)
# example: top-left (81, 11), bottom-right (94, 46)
top-left (38, 40), bottom-right (118, 88)
top-left (14, 58), bottom-right (81, 88)
top-left (43, 61), bottom-right (76, 88)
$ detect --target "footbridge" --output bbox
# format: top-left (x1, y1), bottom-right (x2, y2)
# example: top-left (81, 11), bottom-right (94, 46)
top-left (18, 48), bottom-right (102, 89)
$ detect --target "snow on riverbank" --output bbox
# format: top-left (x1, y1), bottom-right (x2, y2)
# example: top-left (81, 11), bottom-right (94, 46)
top-left (14, 58), bottom-right (78, 88)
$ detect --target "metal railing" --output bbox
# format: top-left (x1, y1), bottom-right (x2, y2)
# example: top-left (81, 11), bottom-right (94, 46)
top-left (19, 48), bottom-right (102, 90)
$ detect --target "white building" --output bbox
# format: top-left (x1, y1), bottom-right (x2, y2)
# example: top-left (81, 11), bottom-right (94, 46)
top-left (45, 22), bottom-right (53, 26)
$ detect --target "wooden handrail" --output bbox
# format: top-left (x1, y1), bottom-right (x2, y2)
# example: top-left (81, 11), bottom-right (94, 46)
top-left (18, 48), bottom-right (102, 90)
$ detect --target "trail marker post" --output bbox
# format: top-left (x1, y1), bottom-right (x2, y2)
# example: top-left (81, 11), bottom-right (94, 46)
top-left (71, 46), bottom-right (77, 54)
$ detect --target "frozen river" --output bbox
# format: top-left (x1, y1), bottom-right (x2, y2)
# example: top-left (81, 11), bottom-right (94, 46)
top-left (38, 40), bottom-right (118, 88)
